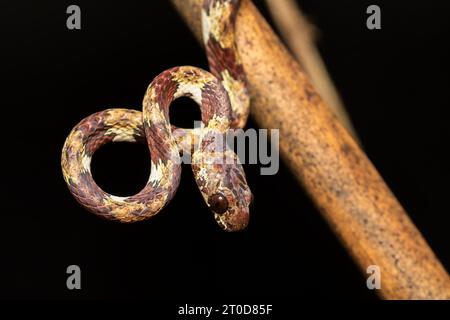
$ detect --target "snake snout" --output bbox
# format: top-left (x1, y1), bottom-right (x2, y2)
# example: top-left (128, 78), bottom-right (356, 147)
top-left (215, 207), bottom-right (249, 232)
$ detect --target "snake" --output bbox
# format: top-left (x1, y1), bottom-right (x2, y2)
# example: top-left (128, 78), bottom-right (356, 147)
top-left (61, 0), bottom-right (253, 231)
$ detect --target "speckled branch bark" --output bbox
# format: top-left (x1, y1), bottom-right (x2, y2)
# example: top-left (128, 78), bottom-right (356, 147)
top-left (265, 0), bottom-right (360, 141)
top-left (169, 0), bottom-right (450, 299)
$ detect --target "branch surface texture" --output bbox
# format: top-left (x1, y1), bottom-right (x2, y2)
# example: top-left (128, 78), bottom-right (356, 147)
top-left (265, 0), bottom-right (359, 140)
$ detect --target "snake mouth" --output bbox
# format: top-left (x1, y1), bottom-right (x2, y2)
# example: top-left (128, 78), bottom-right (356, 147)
top-left (214, 208), bottom-right (249, 232)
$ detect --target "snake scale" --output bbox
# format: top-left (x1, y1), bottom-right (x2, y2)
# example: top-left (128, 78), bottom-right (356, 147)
top-left (61, 0), bottom-right (252, 231)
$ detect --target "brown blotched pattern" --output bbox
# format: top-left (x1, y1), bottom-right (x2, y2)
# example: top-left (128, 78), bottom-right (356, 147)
top-left (203, 0), bottom-right (250, 128)
top-left (62, 0), bottom-right (252, 231)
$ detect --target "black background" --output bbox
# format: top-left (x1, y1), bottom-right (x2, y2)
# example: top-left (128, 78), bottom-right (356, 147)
top-left (1, 0), bottom-right (449, 301)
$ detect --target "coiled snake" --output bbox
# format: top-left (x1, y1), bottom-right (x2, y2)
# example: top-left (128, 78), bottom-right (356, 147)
top-left (61, 0), bottom-right (252, 231)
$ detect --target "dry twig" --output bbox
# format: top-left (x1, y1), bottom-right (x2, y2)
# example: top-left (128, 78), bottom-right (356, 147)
top-left (265, 0), bottom-right (359, 140)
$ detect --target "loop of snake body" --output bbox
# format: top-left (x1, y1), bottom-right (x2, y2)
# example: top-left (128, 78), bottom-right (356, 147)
top-left (61, 0), bottom-right (253, 231)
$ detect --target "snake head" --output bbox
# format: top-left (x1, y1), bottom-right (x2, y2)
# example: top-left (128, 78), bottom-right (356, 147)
top-left (208, 179), bottom-right (253, 232)
top-left (193, 153), bottom-right (252, 232)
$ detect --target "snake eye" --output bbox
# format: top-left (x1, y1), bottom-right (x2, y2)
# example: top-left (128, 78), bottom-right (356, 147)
top-left (208, 192), bottom-right (229, 214)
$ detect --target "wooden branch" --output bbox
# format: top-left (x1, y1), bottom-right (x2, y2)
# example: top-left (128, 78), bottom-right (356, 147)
top-left (170, 0), bottom-right (450, 299)
top-left (265, 0), bottom-right (360, 141)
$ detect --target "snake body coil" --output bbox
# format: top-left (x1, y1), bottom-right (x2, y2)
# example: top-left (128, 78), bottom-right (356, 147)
top-left (61, 0), bottom-right (252, 231)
